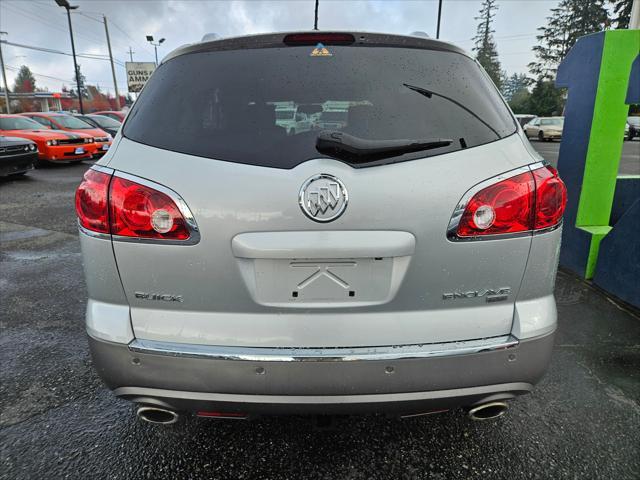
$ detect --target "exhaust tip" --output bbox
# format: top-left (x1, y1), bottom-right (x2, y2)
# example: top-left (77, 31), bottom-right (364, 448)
top-left (467, 401), bottom-right (508, 421)
top-left (137, 406), bottom-right (179, 425)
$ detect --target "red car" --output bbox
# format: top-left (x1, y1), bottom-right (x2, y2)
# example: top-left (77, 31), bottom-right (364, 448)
top-left (20, 112), bottom-right (112, 158)
top-left (0, 115), bottom-right (93, 163)
top-left (93, 110), bottom-right (126, 122)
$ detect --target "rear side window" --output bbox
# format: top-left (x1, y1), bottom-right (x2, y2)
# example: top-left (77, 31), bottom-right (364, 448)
top-left (31, 117), bottom-right (54, 128)
top-left (124, 45), bottom-right (516, 168)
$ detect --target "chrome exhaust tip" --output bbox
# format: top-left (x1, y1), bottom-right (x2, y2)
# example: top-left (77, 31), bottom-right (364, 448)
top-left (136, 406), bottom-right (179, 425)
top-left (467, 401), bottom-right (508, 421)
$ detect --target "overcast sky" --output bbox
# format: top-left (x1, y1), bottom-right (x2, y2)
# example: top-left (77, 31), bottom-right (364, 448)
top-left (1, 0), bottom-right (560, 96)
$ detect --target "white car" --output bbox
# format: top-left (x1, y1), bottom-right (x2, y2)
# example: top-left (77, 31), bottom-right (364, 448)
top-left (524, 117), bottom-right (564, 141)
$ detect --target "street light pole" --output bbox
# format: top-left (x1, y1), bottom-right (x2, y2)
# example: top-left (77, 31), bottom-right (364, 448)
top-left (436, 0), bottom-right (443, 39)
top-left (102, 15), bottom-right (121, 110)
top-left (0, 31), bottom-right (11, 113)
top-left (146, 35), bottom-right (165, 67)
top-left (55, 0), bottom-right (84, 114)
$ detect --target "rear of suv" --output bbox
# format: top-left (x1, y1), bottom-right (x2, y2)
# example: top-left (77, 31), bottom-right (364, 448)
top-left (76, 32), bottom-right (566, 423)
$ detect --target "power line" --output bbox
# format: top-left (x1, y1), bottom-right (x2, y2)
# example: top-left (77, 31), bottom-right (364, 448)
top-left (5, 64), bottom-right (70, 83)
top-left (3, 2), bottom-right (106, 46)
top-left (108, 19), bottom-right (155, 57)
top-left (3, 2), bottom-right (130, 60)
top-left (1, 40), bottom-right (125, 67)
top-left (6, 63), bottom-right (126, 87)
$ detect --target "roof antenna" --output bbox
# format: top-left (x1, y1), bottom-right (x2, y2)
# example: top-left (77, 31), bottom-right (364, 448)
top-left (313, 0), bottom-right (319, 30)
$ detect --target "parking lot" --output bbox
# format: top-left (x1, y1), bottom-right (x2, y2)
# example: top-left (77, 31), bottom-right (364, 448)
top-left (531, 138), bottom-right (640, 176)
top-left (1, 140), bottom-right (639, 479)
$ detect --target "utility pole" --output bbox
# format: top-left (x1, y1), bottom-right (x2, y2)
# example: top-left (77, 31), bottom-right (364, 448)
top-left (436, 0), bottom-right (443, 39)
top-left (127, 47), bottom-right (135, 62)
top-left (55, 0), bottom-right (84, 114)
top-left (102, 15), bottom-right (120, 110)
top-left (0, 32), bottom-right (11, 113)
top-left (314, 0), bottom-right (319, 30)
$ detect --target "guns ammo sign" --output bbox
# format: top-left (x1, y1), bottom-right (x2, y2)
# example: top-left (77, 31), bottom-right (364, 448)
top-left (126, 62), bottom-right (156, 93)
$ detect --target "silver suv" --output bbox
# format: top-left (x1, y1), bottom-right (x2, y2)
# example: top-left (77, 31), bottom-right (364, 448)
top-left (76, 32), bottom-right (566, 424)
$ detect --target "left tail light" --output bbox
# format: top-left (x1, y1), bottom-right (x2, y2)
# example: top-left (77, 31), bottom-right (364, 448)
top-left (449, 164), bottom-right (566, 240)
top-left (75, 168), bottom-right (197, 242)
top-left (75, 169), bottom-right (110, 233)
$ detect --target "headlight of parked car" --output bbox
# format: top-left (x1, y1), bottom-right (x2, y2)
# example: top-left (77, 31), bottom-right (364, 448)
top-left (85, 138), bottom-right (93, 143)
top-left (46, 139), bottom-right (58, 146)
top-left (26, 144), bottom-right (37, 151)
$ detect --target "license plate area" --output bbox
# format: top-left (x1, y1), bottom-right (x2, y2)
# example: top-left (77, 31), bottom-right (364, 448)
top-left (239, 256), bottom-right (407, 308)
top-left (74, 147), bottom-right (85, 154)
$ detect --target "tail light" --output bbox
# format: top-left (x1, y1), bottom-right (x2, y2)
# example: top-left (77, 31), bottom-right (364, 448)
top-left (75, 169), bottom-right (110, 233)
top-left (109, 176), bottom-right (190, 240)
top-left (532, 166), bottom-right (567, 229)
top-left (75, 168), bottom-right (196, 242)
top-left (451, 165), bottom-right (566, 239)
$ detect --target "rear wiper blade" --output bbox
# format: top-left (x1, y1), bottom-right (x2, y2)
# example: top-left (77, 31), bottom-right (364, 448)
top-left (316, 130), bottom-right (452, 163)
top-left (403, 83), bottom-right (501, 139)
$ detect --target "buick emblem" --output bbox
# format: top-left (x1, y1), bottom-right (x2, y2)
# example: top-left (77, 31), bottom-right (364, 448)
top-left (299, 174), bottom-right (348, 222)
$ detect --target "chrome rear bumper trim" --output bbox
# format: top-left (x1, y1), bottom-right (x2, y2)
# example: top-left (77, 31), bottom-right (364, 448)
top-left (128, 335), bottom-right (519, 363)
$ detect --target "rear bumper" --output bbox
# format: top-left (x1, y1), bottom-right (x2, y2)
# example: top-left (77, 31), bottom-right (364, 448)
top-left (89, 330), bottom-right (555, 415)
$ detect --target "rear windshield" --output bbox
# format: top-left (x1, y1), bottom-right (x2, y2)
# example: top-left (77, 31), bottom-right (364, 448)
top-left (53, 116), bottom-right (94, 129)
top-left (88, 115), bottom-right (121, 128)
top-left (124, 45), bottom-right (516, 168)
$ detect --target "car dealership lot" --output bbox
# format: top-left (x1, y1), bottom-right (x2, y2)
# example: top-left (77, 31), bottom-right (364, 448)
top-left (1, 142), bottom-right (639, 479)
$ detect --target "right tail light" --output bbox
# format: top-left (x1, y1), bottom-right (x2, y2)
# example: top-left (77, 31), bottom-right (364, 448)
top-left (452, 165), bottom-right (566, 239)
top-left (75, 168), bottom-right (196, 242)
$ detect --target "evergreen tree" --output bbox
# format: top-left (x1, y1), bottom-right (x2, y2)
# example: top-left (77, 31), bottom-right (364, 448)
top-left (473, 0), bottom-right (503, 89)
top-left (502, 73), bottom-right (530, 101)
top-left (529, 0), bottom-right (610, 80)
top-left (72, 64), bottom-right (88, 98)
top-left (609, 0), bottom-right (633, 28)
top-left (527, 79), bottom-right (565, 116)
top-left (13, 65), bottom-right (36, 93)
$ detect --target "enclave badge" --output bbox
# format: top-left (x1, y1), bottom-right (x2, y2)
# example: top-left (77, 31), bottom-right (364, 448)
top-left (299, 174), bottom-right (348, 222)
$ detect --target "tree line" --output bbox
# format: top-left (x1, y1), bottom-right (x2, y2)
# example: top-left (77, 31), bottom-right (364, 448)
top-left (473, 0), bottom-right (634, 117)
top-left (1, 64), bottom-right (130, 113)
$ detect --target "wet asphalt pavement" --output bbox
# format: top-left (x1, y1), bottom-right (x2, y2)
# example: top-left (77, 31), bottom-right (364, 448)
top-left (1, 142), bottom-right (639, 479)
